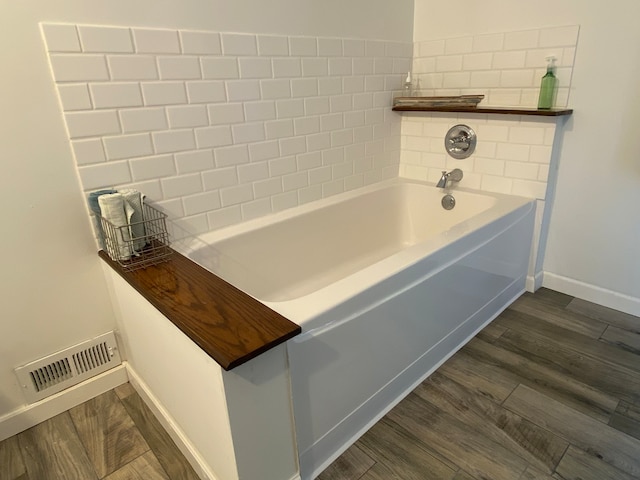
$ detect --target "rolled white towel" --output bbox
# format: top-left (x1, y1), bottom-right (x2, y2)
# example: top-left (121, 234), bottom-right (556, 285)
top-left (119, 189), bottom-right (146, 251)
top-left (98, 193), bottom-right (133, 261)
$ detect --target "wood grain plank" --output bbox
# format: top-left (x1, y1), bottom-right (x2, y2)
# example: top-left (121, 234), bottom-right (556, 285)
top-left (100, 249), bottom-right (301, 370)
top-left (600, 325), bottom-right (640, 355)
top-left (463, 337), bottom-right (618, 422)
top-left (317, 443), bottom-right (375, 480)
top-left (103, 451), bottom-right (169, 480)
top-left (504, 384), bottom-right (640, 478)
top-left (385, 392), bottom-right (529, 480)
top-left (114, 382), bottom-right (136, 400)
top-left (452, 470), bottom-right (478, 480)
top-left (0, 435), bottom-right (27, 480)
top-left (608, 400), bottom-right (640, 441)
top-left (69, 390), bottom-right (149, 478)
top-left (475, 321), bottom-right (508, 343)
top-left (554, 446), bottom-right (637, 480)
top-left (18, 412), bottom-right (98, 480)
top-left (507, 295), bottom-right (607, 339)
top-left (522, 288), bottom-right (574, 309)
top-left (519, 465), bottom-right (557, 479)
top-left (416, 371), bottom-right (568, 474)
top-left (356, 417), bottom-right (457, 480)
top-left (121, 390), bottom-right (200, 480)
top-left (566, 298), bottom-right (640, 333)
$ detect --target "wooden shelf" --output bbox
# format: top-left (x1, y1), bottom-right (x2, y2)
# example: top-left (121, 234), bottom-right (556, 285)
top-left (392, 105), bottom-right (573, 116)
top-left (99, 249), bottom-right (301, 370)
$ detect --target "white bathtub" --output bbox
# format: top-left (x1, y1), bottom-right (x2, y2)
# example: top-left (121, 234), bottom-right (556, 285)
top-left (182, 178), bottom-right (536, 479)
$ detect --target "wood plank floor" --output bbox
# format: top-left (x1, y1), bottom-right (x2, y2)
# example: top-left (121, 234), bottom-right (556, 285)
top-left (1, 288), bottom-right (638, 480)
top-left (319, 289), bottom-right (640, 480)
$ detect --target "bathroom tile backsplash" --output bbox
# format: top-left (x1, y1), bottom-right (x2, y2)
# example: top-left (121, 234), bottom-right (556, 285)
top-left (42, 23), bottom-right (412, 236)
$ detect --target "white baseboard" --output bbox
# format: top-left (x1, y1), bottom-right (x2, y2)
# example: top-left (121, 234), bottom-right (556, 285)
top-left (0, 365), bottom-right (128, 441)
top-left (526, 271), bottom-right (544, 293)
top-left (125, 364), bottom-right (219, 480)
top-left (542, 272), bottom-right (640, 317)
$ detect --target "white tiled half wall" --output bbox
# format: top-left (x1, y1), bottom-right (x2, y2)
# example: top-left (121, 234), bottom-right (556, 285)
top-left (41, 23), bottom-right (412, 236)
top-left (412, 25), bottom-right (579, 107)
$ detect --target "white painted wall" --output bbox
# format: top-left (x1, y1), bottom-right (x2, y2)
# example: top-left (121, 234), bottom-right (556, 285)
top-left (414, 0), bottom-right (640, 315)
top-left (0, 0), bottom-right (414, 422)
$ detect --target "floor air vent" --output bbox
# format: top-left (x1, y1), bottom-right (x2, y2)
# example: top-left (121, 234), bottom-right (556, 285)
top-left (15, 332), bottom-right (122, 404)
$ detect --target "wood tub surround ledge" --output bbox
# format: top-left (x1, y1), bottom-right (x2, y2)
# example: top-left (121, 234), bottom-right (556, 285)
top-left (99, 249), bottom-right (301, 370)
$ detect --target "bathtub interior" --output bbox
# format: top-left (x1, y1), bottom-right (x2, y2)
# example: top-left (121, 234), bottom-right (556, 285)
top-left (189, 182), bottom-right (498, 303)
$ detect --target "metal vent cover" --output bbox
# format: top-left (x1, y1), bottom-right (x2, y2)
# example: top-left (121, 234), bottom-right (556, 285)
top-left (15, 332), bottom-right (122, 404)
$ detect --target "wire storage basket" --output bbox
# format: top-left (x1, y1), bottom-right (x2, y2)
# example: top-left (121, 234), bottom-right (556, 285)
top-left (99, 203), bottom-right (172, 271)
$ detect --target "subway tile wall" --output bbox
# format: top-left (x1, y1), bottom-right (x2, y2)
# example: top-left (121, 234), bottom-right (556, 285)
top-left (42, 23), bottom-right (412, 236)
top-left (412, 25), bottom-right (579, 108)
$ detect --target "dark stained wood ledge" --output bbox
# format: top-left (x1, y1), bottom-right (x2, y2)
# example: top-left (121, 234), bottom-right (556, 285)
top-left (392, 105), bottom-right (573, 116)
top-left (99, 249), bottom-right (301, 371)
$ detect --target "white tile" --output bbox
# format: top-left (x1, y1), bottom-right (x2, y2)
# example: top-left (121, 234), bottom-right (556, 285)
top-left (215, 144), bottom-right (249, 166)
top-left (180, 30), bottom-right (221, 55)
top-left (194, 125), bottom-right (233, 148)
top-left (386, 41), bottom-right (412, 58)
top-left (321, 113), bottom-right (343, 131)
top-left (42, 24), bottom-right (80, 52)
top-left (322, 148), bottom-right (344, 165)
top-left (273, 58), bottom-right (301, 78)
top-left (154, 199), bottom-right (184, 217)
top-left (269, 98), bottom-right (302, 122)
top-left (226, 80), bottom-right (261, 101)
top-left (504, 29), bottom-right (539, 50)
top-left (505, 161), bottom-right (539, 180)
top-left (353, 57), bottom-right (374, 75)
top-left (152, 129), bottom-right (195, 153)
top-left (496, 142), bottom-right (530, 161)
top-left (119, 108), bottom-right (167, 133)
top-left (272, 190), bottom-right (299, 212)
top-left (345, 142), bottom-right (365, 159)
top-left (538, 164), bottom-right (550, 181)
top-left (344, 174), bottom-right (364, 192)
top-left (500, 69), bottom-right (536, 88)
top-left (265, 119), bottom-right (294, 139)
top-left (78, 161), bottom-right (131, 189)
top-left (260, 79), bottom-right (291, 99)
top-left (331, 129), bottom-right (353, 147)
top-left (183, 190), bottom-right (221, 215)
top-left (57, 84), bottom-right (92, 111)
top-left (186, 80), bottom-right (226, 103)
top-left (244, 101), bottom-right (276, 121)
top-left (90, 83), bottom-right (142, 108)
top-left (353, 93), bottom-right (373, 109)
top-left (328, 57), bottom-right (352, 76)
top-left (129, 154), bottom-right (175, 181)
top-left (49, 54), bottom-right (109, 82)
top-left (353, 125), bottom-right (374, 143)
top-left (413, 56), bottom-right (436, 73)
top-left (322, 179), bottom-right (344, 197)
top-left (306, 132), bottom-right (331, 152)
top-left (462, 52), bottom-right (493, 71)
top-left (488, 88), bottom-right (522, 106)
top-left (241, 198), bottom-right (272, 220)
top-left (239, 57), bottom-right (272, 78)
top-left (365, 40), bottom-right (385, 58)
top-left (481, 174), bottom-right (513, 195)
top-left (132, 28), bottom-right (180, 53)
top-left (477, 124), bottom-right (509, 142)
top-left (257, 35), bottom-right (289, 56)
top-left (291, 78), bottom-right (318, 97)
top-left (330, 94), bottom-right (352, 112)
top-left (393, 57), bottom-right (412, 75)
top-left (248, 140), bottom-right (280, 162)
top-left (141, 82), bottom-right (187, 106)
top-left (445, 36), bottom-right (473, 54)
top-left (289, 36), bottom-right (317, 56)
top-left (269, 156), bottom-right (297, 176)
top-left (302, 58), bottom-right (328, 77)
top-left (283, 171), bottom-right (308, 191)
top-left (158, 56), bottom-right (201, 80)
top-left (512, 179), bottom-right (547, 198)
top-left (208, 103), bottom-right (245, 125)
top-left (539, 25), bottom-right (579, 47)
top-left (207, 206), bottom-right (242, 229)
top-left (108, 55), bottom-right (158, 80)
top-left (529, 145), bottom-right (552, 164)
top-left (343, 39), bottom-right (365, 57)
top-left (202, 167), bottom-right (238, 190)
top-left (78, 25), bottom-right (133, 53)
top-left (443, 72), bottom-right (471, 88)
top-left (297, 151), bottom-right (322, 170)
top-left (525, 49), bottom-right (559, 69)
top-left (161, 173), bottom-right (203, 198)
top-left (343, 76), bottom-right (365, 94)
top-left (472, 33), bottom-right (504, 52)
top-left (104, 133), bottom-right (152, 160)
top-left (318, 77), bottom-right (342, 95)
top-left (493, 50), bottom-right (526, 69)
top-left (279, 136), bottom-right (307, 156)
top-left (417, 39), bottom-right (445, 57)
top-left (469, 70), bottom-right (501, 88)
top-left (167, 105), bottom-right (208, 128)
top-left (304, 97), bottom-right (330, 115)
top-left (64, 110), bottom-right (120, 138)
top-left (221, 33), bottom-right (257, 55)
top-left (175, 149), bottom-right (215, 174)
top-left (435, 55), bottom-right (463, 72)
top-left (416, 72), bottom-right (444, 89)
top-left (220, 184), bottom-right (253, 206)
top-left (232, 122), bottom-right (265, 143)
top-left (201, 57), bottom-right (239, 79)
top-left (118, 179), bottom-right (163, 200)
top-left (294, 116), bottom-right (320, 135)
top-left (374, 58), bottom-right (394, 74)
top-left (509, 126), bottom-right (545, 144)
top-left (318, 38), bottom-right (343, 56)
top-left (332, 161), bottom-right (353, 179)
top-left (353, 156), bottom-right (373, 173)
top-left (71, 138), bottom-right (106, 165)
top-left (237, 162), bottom-right (269, 183)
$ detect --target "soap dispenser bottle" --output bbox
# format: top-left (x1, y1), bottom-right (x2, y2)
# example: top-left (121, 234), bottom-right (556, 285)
top-left (537, 56), bottom-right (557, 109)
top-left (403, 71), bottom-right (413, 96)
